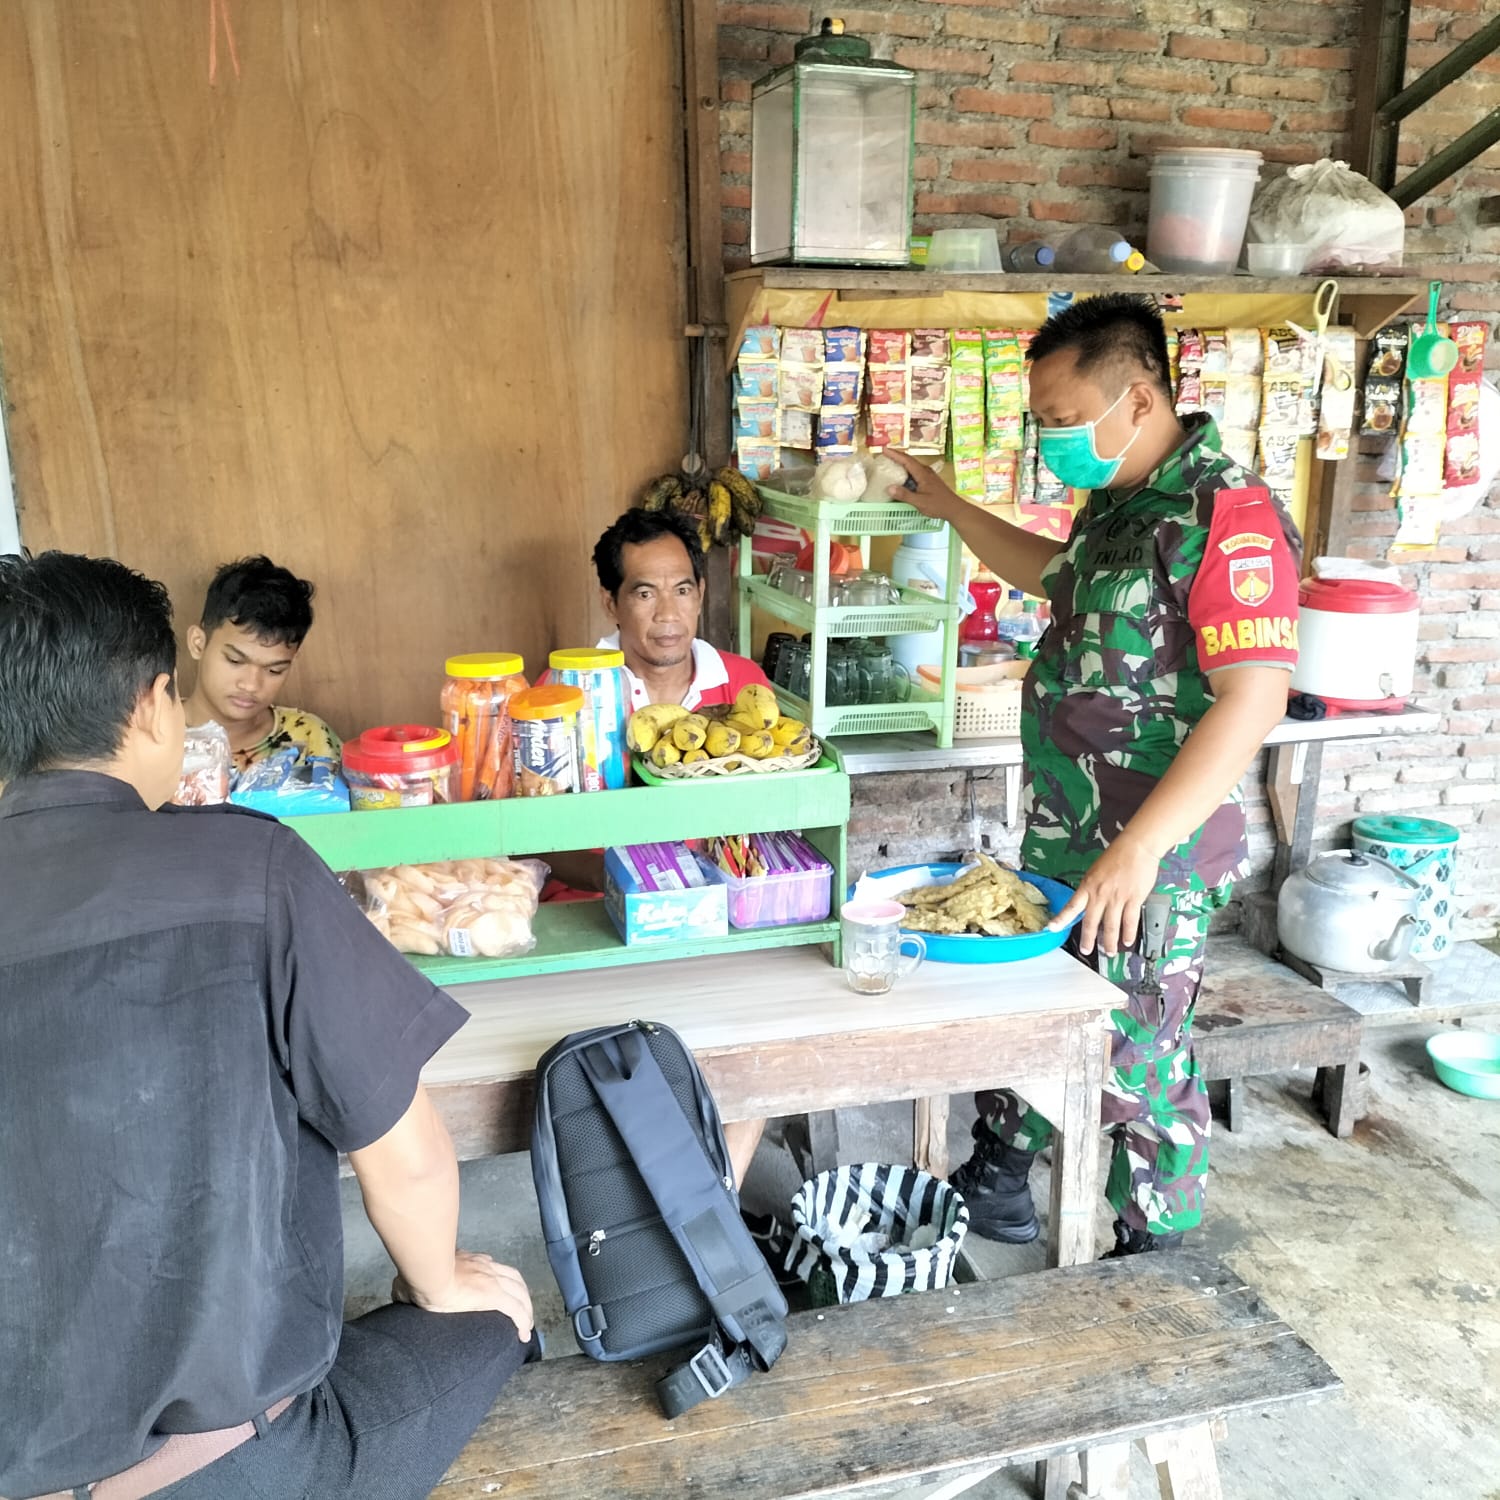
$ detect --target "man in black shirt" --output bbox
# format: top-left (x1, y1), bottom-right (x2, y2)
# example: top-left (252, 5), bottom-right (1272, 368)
top-left (0, 553), bottom-right (533, 1500)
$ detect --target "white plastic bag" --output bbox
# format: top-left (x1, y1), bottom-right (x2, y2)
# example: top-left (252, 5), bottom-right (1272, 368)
top-left (1248, 160), bottom-right (1405, 272)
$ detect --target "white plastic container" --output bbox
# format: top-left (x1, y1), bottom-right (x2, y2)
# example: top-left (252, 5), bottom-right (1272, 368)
top-left (887, 528), bottom-right (952, 677)
top-left (1148, 148), bottom-right (1262, 275)
top-left (1291, 576), bottom-right (1419, 709)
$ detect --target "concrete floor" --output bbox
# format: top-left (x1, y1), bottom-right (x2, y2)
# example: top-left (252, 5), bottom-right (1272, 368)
top-left (342, 1016), bottom-right (1500, 1498)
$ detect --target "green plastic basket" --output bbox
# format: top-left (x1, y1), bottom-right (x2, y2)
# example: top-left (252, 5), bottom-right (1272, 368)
top-left (756, 485), bottom-right (947, 537)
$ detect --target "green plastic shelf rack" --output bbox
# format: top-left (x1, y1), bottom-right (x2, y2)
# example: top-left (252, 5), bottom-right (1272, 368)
top-left (739, 485), bottom-right (961, 748)
top-left (283, 750), bottom-right (850, 984)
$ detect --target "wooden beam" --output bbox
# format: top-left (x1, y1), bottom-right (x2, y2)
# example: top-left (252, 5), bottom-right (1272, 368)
top-left (1350, 0), bottom-right (1411, 191)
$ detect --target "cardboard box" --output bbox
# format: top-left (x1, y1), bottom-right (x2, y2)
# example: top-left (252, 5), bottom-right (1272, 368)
top-left (604, 844), bottom-right (729, 947)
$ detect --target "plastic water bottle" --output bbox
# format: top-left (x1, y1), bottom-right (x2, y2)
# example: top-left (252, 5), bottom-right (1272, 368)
top-left (998, 598), bottom-right (1046, 649)
top-left (1052, 227), bottom-right (1146, 274)
top-left (1002, 243), bottom-right (1056, 272)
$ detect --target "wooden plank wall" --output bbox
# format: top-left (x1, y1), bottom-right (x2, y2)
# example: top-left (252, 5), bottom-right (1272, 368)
top-left (0, 1), bottom-right (688, 735)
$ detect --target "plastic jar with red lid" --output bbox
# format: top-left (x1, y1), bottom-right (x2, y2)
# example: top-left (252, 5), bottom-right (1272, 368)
top-left (343, 725), bottom-right (460, 811)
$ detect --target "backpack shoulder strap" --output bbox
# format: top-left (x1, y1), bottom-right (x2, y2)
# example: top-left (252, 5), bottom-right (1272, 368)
top-left (579, 1027), bottom-right (788, 1416)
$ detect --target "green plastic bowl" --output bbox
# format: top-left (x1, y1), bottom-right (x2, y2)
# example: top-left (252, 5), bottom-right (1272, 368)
top-left (1426, 1032), bottom-right (1500, 1100)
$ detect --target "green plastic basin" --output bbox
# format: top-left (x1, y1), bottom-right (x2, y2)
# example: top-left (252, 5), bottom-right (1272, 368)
top-left (1426, 1032), bottom-right (1500, 1100)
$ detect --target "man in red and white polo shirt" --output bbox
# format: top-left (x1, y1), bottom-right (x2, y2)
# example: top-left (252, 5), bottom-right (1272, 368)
top-left (591, 507), bottom-right (771, 711)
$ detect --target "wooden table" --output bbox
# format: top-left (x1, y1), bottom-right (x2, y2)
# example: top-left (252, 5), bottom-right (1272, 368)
top-left (423, 944), bottom-right (1117, 1268)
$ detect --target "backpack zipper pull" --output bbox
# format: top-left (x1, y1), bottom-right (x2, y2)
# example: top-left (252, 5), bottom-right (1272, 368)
top-left (588, 1230), bottom-right (606, 1256)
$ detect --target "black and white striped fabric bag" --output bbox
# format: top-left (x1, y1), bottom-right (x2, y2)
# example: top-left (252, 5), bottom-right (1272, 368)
top-left (787, 1162), bottom-right (970, 1304)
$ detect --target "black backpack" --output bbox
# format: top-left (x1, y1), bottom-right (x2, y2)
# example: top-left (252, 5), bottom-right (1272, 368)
top-left (531, 1020), bottom-right (788, 1417)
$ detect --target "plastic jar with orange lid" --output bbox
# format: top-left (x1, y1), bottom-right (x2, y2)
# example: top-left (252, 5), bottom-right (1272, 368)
top-left (510, 685), bottom-right (584, 797)
top-left (442, 653), bottom-right (530, 801)
top-left (343, 725), bottom-right (460, 811)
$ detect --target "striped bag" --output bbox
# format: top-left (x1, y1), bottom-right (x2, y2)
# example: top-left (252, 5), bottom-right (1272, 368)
top-left (787, 1162), bottom-right (970, 1305)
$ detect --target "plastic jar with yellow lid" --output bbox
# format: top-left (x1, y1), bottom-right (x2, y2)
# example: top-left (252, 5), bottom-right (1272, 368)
top-left (547, 647), bottom-right (631, 791)
top-left (441, 652), bottom-right (530, 801)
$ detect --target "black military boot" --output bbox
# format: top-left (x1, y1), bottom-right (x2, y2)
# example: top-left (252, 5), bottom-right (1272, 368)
top-left (948, 1119), bottom-right (1040, 1243)
top-left (1103, 1219), bottom-right (1185, 1258)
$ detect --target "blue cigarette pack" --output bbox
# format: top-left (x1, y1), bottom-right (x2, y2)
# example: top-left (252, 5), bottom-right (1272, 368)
top-left (604, 843), bottom-right (729, 947)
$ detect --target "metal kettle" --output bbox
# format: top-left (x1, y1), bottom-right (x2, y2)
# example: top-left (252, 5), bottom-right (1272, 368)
top-left (1277, 850), bottom-right (1421, 974)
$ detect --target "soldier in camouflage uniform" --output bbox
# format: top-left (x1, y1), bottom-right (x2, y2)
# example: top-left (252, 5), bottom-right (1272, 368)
top-left (888, 294), bottom-right (1302, 1256)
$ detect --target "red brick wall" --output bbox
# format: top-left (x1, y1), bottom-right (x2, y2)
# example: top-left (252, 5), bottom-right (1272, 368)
top-left (719, 1), bottom-right (1500, 291)
top-left (719, 1), bottom-right (1500, 937)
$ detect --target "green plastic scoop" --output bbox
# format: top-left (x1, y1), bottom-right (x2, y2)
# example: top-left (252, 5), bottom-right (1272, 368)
top-left (1408, 279), bottom-right (1459, 380)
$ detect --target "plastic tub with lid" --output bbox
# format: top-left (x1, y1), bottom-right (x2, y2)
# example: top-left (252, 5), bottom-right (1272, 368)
top-left (344, 725), bottom-right (460, 811)
top-left (548, 648), bottom-right (630, 791)
top-left (1291, 575), bottom-right (1419, 709)
top-left (441, 652), bottom-right (529, 802)
top-left (1352, 815), bottom-right (1461, 962)
top-left (510, 685), bottom-right (585, 797)
top-left (1147, 148), bottom-right (1262, 275)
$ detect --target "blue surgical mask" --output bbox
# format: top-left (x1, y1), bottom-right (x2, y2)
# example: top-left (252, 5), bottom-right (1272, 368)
top-left (1037, 387), bottom-right (1141, 491)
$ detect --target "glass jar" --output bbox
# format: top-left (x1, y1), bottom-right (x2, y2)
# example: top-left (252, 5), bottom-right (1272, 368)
top-left (442, 653), bottom-right (530, 801)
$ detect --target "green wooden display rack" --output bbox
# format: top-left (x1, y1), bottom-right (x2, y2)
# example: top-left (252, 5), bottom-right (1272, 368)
top-left (738, 487), bottom-right (961, 747)
top-left (284, 750), bottom-right (851, 985)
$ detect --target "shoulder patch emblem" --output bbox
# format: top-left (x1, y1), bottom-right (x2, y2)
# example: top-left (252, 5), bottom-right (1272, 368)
top-left (1229, 554), bottom-right (1274, 606)
top-left (1218, 530), bottom-right (1274, 555)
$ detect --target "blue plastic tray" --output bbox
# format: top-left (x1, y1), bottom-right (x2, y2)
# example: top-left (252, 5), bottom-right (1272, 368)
top-left (851, 862), bottom-right (1080, 965)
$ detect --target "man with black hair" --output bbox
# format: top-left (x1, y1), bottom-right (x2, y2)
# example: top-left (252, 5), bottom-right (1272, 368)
top-left (0, 552), bottom-right (533, 1499)
top-left (589, 507), bottom-right (770, 711)
top-left (889, 293), bottom-right (1302, 1258)
top-left (183, 554), bottom-right (342, 772)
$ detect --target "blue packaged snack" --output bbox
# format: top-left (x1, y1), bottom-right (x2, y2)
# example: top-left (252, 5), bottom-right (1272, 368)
top-left (231, 751), bottom-right (351, 817)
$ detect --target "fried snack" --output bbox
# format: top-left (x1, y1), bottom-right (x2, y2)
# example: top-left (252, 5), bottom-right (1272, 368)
top-left (896, 854), bottom-right (1049, 937)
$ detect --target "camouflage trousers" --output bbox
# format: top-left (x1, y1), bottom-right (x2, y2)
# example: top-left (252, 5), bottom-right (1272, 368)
top-left (976, 884), bottom-right (1228, 1236)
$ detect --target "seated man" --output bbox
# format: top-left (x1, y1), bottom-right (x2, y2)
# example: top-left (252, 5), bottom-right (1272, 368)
top-left (551, 508), bottom-right (775, 1184)
top-left (183, 554), bottom-right (342, 773)
top-left (0, 552), bottom-right (533, 1500)
top-left (592, 506), bottom-right (771, 710)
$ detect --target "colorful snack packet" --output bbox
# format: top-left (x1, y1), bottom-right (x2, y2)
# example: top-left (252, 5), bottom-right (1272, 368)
top-left (1227, 329), bottom-right (1264, 376)
top-left (867, 366), bottom-right (909, 406)
top-left (910, 328), bottom-right (951, 363)
top-left (1451, 321), bottom-right (1488, 375)
top-left (735, 438), bottom-right (780, 479)
top-left (823, 327), bottom-right (865, 364)
top-left (776, 408), bottom-right (815, 449)
top-left (822, 366), bottom-right (862, 409)
top-left (909, 407), bottom-right (949, 453)
top-left (738, 324), bottom-right (779, 360)
top-left (1361, 378), bottom-right (1401, 437)
top-left (1224, 374), bottom-right (1262, 431)
top-left (868, 329), bottom-right (910, 366)
top-left (1315, 328), bottom-right (1358, 461)
top-left (1202, 329), bottom-right (1229, 377)
top-left (1261, 374), bottom-right (1303, 431)
top-left (777, 364), bottom-right (823, 411)
top-left (1367, 325), bottom-right (1408, 380)
top-left (815, 410), bottom-right (857, 455)
top-left (733, 400), bottom-right (778, 440)
top-left (910, 363), bottom-right (951, 406)
top-left (736, 361), bottom-right (778, 400)
top-left (780, 328), bottom-right (824, 366)
top-left (867, 407), bottom-right (909, 450)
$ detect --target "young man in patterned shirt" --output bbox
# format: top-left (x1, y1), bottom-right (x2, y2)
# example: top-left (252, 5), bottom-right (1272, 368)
top-left (183, 556), bottom-right (342, 775)
top-left (888, 293), bottom-right (1301, 1257)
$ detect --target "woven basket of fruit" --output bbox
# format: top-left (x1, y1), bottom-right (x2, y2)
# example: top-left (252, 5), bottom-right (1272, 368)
top-left (626, 684), bottom-right (817, 777)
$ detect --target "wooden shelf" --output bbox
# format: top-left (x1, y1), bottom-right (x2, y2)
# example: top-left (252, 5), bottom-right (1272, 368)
top-left (405, 900), bottom-right (838, 986)
top-left (726, 268), bottom-right (1427, 338)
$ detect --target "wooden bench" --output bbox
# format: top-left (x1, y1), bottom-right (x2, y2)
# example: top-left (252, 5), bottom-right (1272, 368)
top-left (1192, 935), bottom-right (1365, 1138)
top-left (435, 1255), bottom-right (1339, 1500)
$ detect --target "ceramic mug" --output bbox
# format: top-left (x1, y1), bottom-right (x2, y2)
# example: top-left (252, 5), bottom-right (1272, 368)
top-left (841, 899), bottom-right (926, 995)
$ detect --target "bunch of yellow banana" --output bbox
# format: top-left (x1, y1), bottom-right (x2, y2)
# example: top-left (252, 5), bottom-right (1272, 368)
top-left (629, 683), bottom-right (813, 771)
top-left (637, 467), bottom-right (763, 552)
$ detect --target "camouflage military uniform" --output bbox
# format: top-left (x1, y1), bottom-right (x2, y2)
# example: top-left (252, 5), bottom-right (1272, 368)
top-left (977, 415), bottom-right (1302, 1236)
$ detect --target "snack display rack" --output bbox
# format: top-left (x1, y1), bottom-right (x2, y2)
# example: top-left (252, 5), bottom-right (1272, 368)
top-left (285, 752), bottom-right (851, 985)
top-left (737, 486), bottom-right (963, 746)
